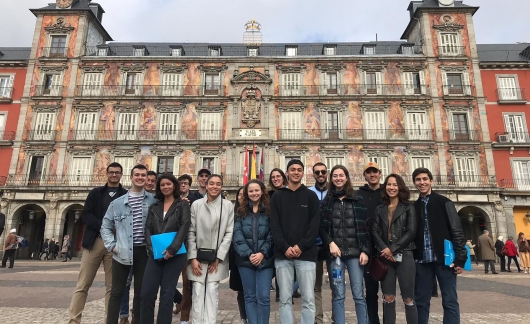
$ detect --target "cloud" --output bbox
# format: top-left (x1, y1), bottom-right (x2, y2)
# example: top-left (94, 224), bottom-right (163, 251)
top-left (0, 0), bottom-right (528, 46)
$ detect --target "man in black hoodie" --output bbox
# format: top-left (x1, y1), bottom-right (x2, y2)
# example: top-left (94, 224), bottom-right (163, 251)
top-left (357, 161), bottom-right (383, 324)
top-left (270, 159), bottom-right (320, 324)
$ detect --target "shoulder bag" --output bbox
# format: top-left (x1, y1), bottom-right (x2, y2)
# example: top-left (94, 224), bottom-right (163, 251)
top-left (196, 201), bottom-right (223, 263)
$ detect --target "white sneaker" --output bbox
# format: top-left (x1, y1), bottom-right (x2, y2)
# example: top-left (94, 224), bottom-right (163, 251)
top-left (181, 322), bottom-right (188, 324)
top-left (239, 320), bottom-right (248, 324)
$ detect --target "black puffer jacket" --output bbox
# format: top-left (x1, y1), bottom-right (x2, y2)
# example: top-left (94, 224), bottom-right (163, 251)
top-left (145, 198), bottom-right (191, 257)
top-left (319, 194), bottom-right (370, 258)
top-left (369, 202), bottom-right (417, 254)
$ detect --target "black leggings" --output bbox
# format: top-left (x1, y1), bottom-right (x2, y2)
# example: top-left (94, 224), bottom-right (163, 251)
top-left (508, 256), bottom-right (521, 271)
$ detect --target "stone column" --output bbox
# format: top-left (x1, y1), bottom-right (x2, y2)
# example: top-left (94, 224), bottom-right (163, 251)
top-left (493, 201), bottom-right (508, 240)
top-left (504, 206), bottom-right (516, 239)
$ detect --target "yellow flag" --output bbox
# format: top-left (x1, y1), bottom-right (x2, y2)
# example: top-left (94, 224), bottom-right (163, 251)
top-left (250, 145), bottom-right (257, 179)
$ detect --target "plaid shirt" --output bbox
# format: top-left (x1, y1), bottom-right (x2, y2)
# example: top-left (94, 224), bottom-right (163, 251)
top-left (417, 195), bottom-right (437, 263)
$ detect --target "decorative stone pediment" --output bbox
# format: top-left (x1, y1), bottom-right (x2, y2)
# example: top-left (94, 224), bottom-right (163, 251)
top-left (278, 104), bottom-right (304, 112)
top-left (240, 90), bottom-right (261, 128)
top-left (231, 67), bottom-right (272, 85)
top-left (44, 17), bottom-right (75, 34)
top-left (443, 103), bottom-right (473, 112)
top-left (115, 103), bottom-right (144, 113)
top-left (155, 104), bottom-right (185, 113)
top-left (74, 103), bottom-right (104, 112)
top-left (433, 23), bottom-right (464, 32)
top-left (316, 63), bottom-right (345, 73)
top-left (198, 63), bottom-right (227, 73)
top-left (196, 146), bottom-right (225, 156)
top-left (317, 103), bottom-right (347, 112)
top-left (278, 148), bottom-right (306, 156)
top-left (401, 102), bottom-right (431, 111)
top-left (448, 145), bottom-right (479, 156)
top-left (158, 64), bottom-right (188, 73)
top-left (196, 104), bottom-right (225, 113)
top-left (39, 64), bottom-right (68, 72)
top-left (397, 62), bottom-right (426, 72)
top-left (119, 63), bottom-right (148, 73)
top-left (320, 148), bottom-right (349, 156)
top-left (152, 145), bottom-right (183, 156)
top-left (32, 103), bottom-right (62, 112)
top-left (357, 61), bottom-right (386, 72)
top-left (276, 63), bottom-right (306, 73)
top-left (66, 146), bottom-right (98, 155)
top-left (440, 64), bottom-right (468, 72)
top-left (24, 147), bottom-right (54, 156)
top-left (109, 146), bottom-right (140, 156)
top-left (361, 148), bottom-right (393, 157)
top-left (360, 103), bottom-right (390, 111)
top-left (80, 64), bottom-right (109, 72)
top-left (406, 149), bottom-right (436, 156)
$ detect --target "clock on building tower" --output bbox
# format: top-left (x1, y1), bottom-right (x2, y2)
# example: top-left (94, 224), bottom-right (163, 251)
top-left (438, 0), bottom-right (455, 6)
top-left (56, 0), bottom-right (73, 9)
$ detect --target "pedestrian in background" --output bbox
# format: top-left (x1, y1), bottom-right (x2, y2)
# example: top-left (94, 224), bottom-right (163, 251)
top-left (1, 228), bottom-right (18, 268)
top-left (517, 232), bottom-right (530, 273)
top-left (466, 239), bottom-right (479, 266)
top-left (40, 238), bottom-right (50, 260)
top-left (504, 236), bottom-right (522, 273)
top-left (478, 230), bottom-right (497, 274)
top-left (495, 236), bottom-right (506, 272)
top-left (62, 235), bottom-right (72, 262)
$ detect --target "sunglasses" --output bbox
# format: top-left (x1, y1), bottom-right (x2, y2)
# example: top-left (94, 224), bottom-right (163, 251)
top-left (314, 170), bottom-right (327, 176)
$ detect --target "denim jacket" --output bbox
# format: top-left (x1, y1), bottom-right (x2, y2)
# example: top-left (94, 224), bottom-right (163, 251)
top-left (100, 191), bottom-right (156, 265)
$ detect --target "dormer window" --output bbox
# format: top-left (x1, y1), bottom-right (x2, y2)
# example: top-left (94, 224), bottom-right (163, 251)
top-left (97, 46), bottom-right (108, 56)
top-left (363, 45), bottom-right (376, 55)
top-left (324, 45), bottom-right (336, 56)
top-left (400, 45), bottom-right (414, 55)
top-left (286, 46), bottom-right (297, 57)
top-left (133, 46), bottom-right (147, 57)
top-left (170, 47), bottom-right (182, 57)
top-left (248, 48), bottom-right (258, 57)
top-left (209, 47), bottom-right (221, 56)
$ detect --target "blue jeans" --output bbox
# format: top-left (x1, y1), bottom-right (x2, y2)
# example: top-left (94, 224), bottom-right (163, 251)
top-left (275, 259), bottom-right (316, 324)
top-left (238, 266), bottom-right (274, 324)
top-left (327, 257), bottom-right (368, 324)
top-left (120, 268), bottom-right (134, 318)
top-left (415, 262), bottom-right (459, 324)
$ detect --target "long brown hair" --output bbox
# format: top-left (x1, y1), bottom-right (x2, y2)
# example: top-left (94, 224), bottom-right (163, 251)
top-left (268, 168), bottom-right (287, 191)
top-left (237, 179), bottom-right (270, 218)
top-left (327, 165), bottom-right (356, 197)
top-left (381, 174), bottom-right (410, 205)
top-left (518, 232), bottom-right (525, 242)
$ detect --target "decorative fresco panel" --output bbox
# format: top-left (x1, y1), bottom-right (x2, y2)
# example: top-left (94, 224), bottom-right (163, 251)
top-left (306, 146), bottom-right (322, 177)
top-left (94, 149), bottom-right (111, 179)
top-left (304, 63), bottom-right (318, 95)
top-left (181, 103), bottom-right (198, 140)
top-left (345, 101), bottom-right (362, 138)
top-left (388, 101), bottom-right (405, 139)
top-left (445, 148), bottom-right (455, 181)
top-left (392, 146), bottom-right (408, 177)
top-left (347, 145), bottom-right (365, 178)
top-left (304, 103), bottom-right (321, 137)
top-left (139, 105), bottom-right (156, 139)
top-left (179, 150), bottom-right (196, 175)
top-left (48, 147), bottom-right (60, 176)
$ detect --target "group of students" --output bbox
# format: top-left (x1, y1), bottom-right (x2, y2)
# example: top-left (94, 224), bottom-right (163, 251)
top-left (66, 158), bottom-right (467, 324)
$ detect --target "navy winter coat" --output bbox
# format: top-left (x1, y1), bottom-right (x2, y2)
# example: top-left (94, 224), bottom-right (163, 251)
top-left (233, 203), bottom-right (274, 269)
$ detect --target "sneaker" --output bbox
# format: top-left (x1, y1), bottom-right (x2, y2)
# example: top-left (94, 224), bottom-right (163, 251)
top-left (325, 272), bottom-right (329, 283)
top-left (239, 320), bottom-right (248, 324)
top-left (525, 271), bottom-right (528, 274)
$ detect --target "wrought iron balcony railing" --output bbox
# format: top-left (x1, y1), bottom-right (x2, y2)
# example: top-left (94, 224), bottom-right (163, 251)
top-left (278, 128), bottom-right (434, 141)
top-left (497, 88), bottom-right (527, 103)
top-left (442, 85), bottom-right (473, 96)
top-left (449, 130), bottom-right (480, 142)
top-left (0, 87), bottom-right (14, 100)
top-left (438, 46), bottom-right (466, 57)
top-left (68, 129), bottom-right (223, 142)
top-left (39, 47), bottom-right (69, 58)
top-left (500, 178), bottom-right (530, 191)
top-left (26, 130), bottom-right (58, 141)
top-left (74, 85), bottom-right (226, 97)
top-left (32, 85), bottom-right (64, 97)
top-left (496, 132), bottom-right (530, 144)
top-left (277, 84), bottom-right (429, 96)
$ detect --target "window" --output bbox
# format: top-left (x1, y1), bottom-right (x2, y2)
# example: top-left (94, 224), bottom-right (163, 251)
top-left (512, 160), bottom-right (530, 190)
top-left (454, 157), bottom-right (477, 185)
top-left (159, 113), bottom-right (180, 140)
top-left (97, 47), bottom-right (108, 56)
top-left (29, 156), bottom-right (45, 186)
top-left (406, 112), bottom-right (429, 140)
top-left (82, 73), bottom-right (103, 96)
top-left (363, 72), bottom-right (381, 95)
top-left (452, 113), bottom-right (470, 141)
top-left (439, 33), bottom-right (460, 56)
top-left (410, 157), bottom-right (431, 173)
top-left (497, 77), bottom-right (519, 101)
top-left (401, 45), bottom-right (414, 55)
top-left (43, 74), bottom-right (61, 96)
top-left (281, 73), bottom-right (300, 96)
top-left (364, 111), bottom-right (385, 139)
top-left (133, 48), bottom-right (145, 57)
top-left (117, 113), bottom-right (138, 140)
top-left (34, 112), bottom-right (55, 140)
top-left (363, 46), bottom-right (375, 55)
top-left (204, 74), bottom-right (220, 95)
top-left (326, 157), bottom-right (344, 168)
top-left (403, 72), bottom-right (425, 95)
top-left (208, 47), bottom-right (220, 56)
top-left (200, 112), bottom-right (222, 140)
top-left (76, 112), bottom-right (98, 140)
top-left (50, 35), bottom-right (67, 57)
top-left (503, 114), bottom-right (527, 143)
top-left (443, 72), bottom-right (470, 96)
top-left (325, 73), bottom-right (338, 94)
top-left (368, 156), bottom-right (389, 183)
top-left (248, 48), bottom-right (258, 57)
top-left (0, 113), bottom-right (6, 138)
top-left (324, 46), bottom-right (336, 56)
top-left (157, 156), bottom-right (175, 175)
top-left (171, 48), bottom-right (182, 57)
top-left (161, 73), bottom-right (183, 96)
top-left (0, 75), bottom-right (14, 98)
top-left (324, 111), bottom-right (341, 140)
top-left (286, 46), bottom-right (297, 56)
top-left (70, 157), bottom-right (93, 186)
top-left (115, 157), bottom-right (134, 186)
top-left (202, 157), bottom-right (215, 172)
top-left (280, 111), bottom-right (302, 139)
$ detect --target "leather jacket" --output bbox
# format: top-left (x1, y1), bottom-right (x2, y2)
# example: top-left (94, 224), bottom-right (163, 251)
top-left (145, 198), bottom-right (191, 257)
top-left (369, 202), bottom-right (417, 254)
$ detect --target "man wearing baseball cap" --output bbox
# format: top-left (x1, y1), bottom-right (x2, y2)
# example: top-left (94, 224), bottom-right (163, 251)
top-left (195, 168), bottom-right (211, 198)
top-left (358, 161), bottom-right (383, 324)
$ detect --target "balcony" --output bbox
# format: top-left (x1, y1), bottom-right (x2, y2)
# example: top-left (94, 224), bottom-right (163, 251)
top-left (5, 174), bottom-right (107, 187)
top-left (277, 128), bottom-right (433, 141)
top-left (40, 47), bottom-right (69, 58)
top-left (32, 85), bottom-right (63, 97)
top-left (0, 87), bottom-right (14, 102)
top-left (277, 84), bottom-right (429, 97)
top-left (442, 85), bottom-right (473, 97)
top-left (74, 85), bottom-right (226, 97)
top-left (26, 130), bottom-right (57, 142)
top-left (500, 178), bottom-right (530, 191)
top-left (497, 88), bottom-right (527, 104)
top-left (449, 130), bottom-right (479, 142)
top-left (438, 46), bottom-right (466, 57)
top-left (68, 129), bottom-right (223, 142)
top-left (494, 132), bottom-right (530, 146)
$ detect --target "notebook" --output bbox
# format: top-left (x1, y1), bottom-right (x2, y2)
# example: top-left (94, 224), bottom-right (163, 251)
top-left (444, 239), bottom-right (472, 271)
top-left (151, 232), bottom-right (187, 260)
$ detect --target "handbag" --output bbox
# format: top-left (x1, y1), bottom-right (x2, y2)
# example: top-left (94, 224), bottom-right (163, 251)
top-left (196, 201), bottom-right (222, 263)
top-left (368, 257), bottom-right (388, 281)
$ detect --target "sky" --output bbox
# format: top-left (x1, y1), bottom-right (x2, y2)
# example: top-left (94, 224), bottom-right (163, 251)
top-left (0, 0), bottom-right (528, 46)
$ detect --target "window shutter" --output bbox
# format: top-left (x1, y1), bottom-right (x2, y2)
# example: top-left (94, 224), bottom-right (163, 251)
top-left (77, 112), bottom-right (97, 140)
top-left (51, 74), bottom-right (61, 96)
top-left (442, 72), bottom-right (449, 95)
top-left (419, 71), bottom-right (426, 95)
top-left (0, 114), bottom-right (5, 133)
top-left (361, 71), bottom-right (367, 95)
top-left (411, 157), bottom-right (431, 172)
top-left (200, 113), bottom-right (221, 141)
top-left (135, 73), bottom-right (142, 95)
top-left (323, 73), bottom-right (330, 95)
top-left (498, 77), bottom-right (517, 100)
top-left (505, 114), bottom-right (525, 143)
top-left (4, 75), bottom-right (14, 98)
top-left (513, 161), bottom-right (530, 190)
top-left (71, 157), bottom-right (93, 185)
top-left (364, 111), bottom-right (385, 140)
top-left (403, 72), bottom-right (414, 95)
top-left (375, 72), bottom-right (383, 95)
top-left (326, 157), bottom-right (345, 168)
top-left (462, 72), bottom-right (471, 95)
top-left (369, 156), bottom-right (389, 183)
top-left (115, 157), bottom-right (134, 186)
top-left (160, 113), bottom-right (180, 140)
top-left (117, 113), bottom-right (138, 140)
top-left (35, 112), bottom-right (55, 140)
top-left (162, 73), bottom-right (180, 96)
top-left (407, 112), bottom-right (427, 140)
top-left (281, 111), bottom-right (301, 140)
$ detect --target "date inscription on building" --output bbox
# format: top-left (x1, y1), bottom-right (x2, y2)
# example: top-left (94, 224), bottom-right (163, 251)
top-left (239, 129), bottom-right (262, 137)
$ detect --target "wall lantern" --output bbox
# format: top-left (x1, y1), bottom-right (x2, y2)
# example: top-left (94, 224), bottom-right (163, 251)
top-left (74, 210), bottom-right (81, 223)
top-left (467, 213), bottom-right (474, 224)
top-left (29, 210), bottom-right (35, 221)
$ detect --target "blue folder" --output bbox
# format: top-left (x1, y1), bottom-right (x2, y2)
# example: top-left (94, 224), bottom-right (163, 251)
top-left (444, 239), bottom-right (472, 271)
top-left (151, 232), bottom-right (187, 260)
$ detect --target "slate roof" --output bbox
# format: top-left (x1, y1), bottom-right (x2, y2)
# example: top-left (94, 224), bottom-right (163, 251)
top-left (0, 47), bottom-right (31, 61)
top-left (35, 0), bottom-right (100, 11)
top-left (477, 44), bottom-right (530, 63)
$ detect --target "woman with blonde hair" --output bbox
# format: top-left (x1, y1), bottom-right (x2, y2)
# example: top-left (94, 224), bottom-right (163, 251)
top-left (517, 232), bottom-right (530, 273)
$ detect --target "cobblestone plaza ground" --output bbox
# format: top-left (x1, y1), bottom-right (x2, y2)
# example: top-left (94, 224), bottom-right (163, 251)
top-left (0, 260), bottom-right (528, 323)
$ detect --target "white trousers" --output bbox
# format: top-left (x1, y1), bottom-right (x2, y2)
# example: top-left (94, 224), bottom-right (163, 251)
top-left (192, 280), bottom-right (220, 324)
